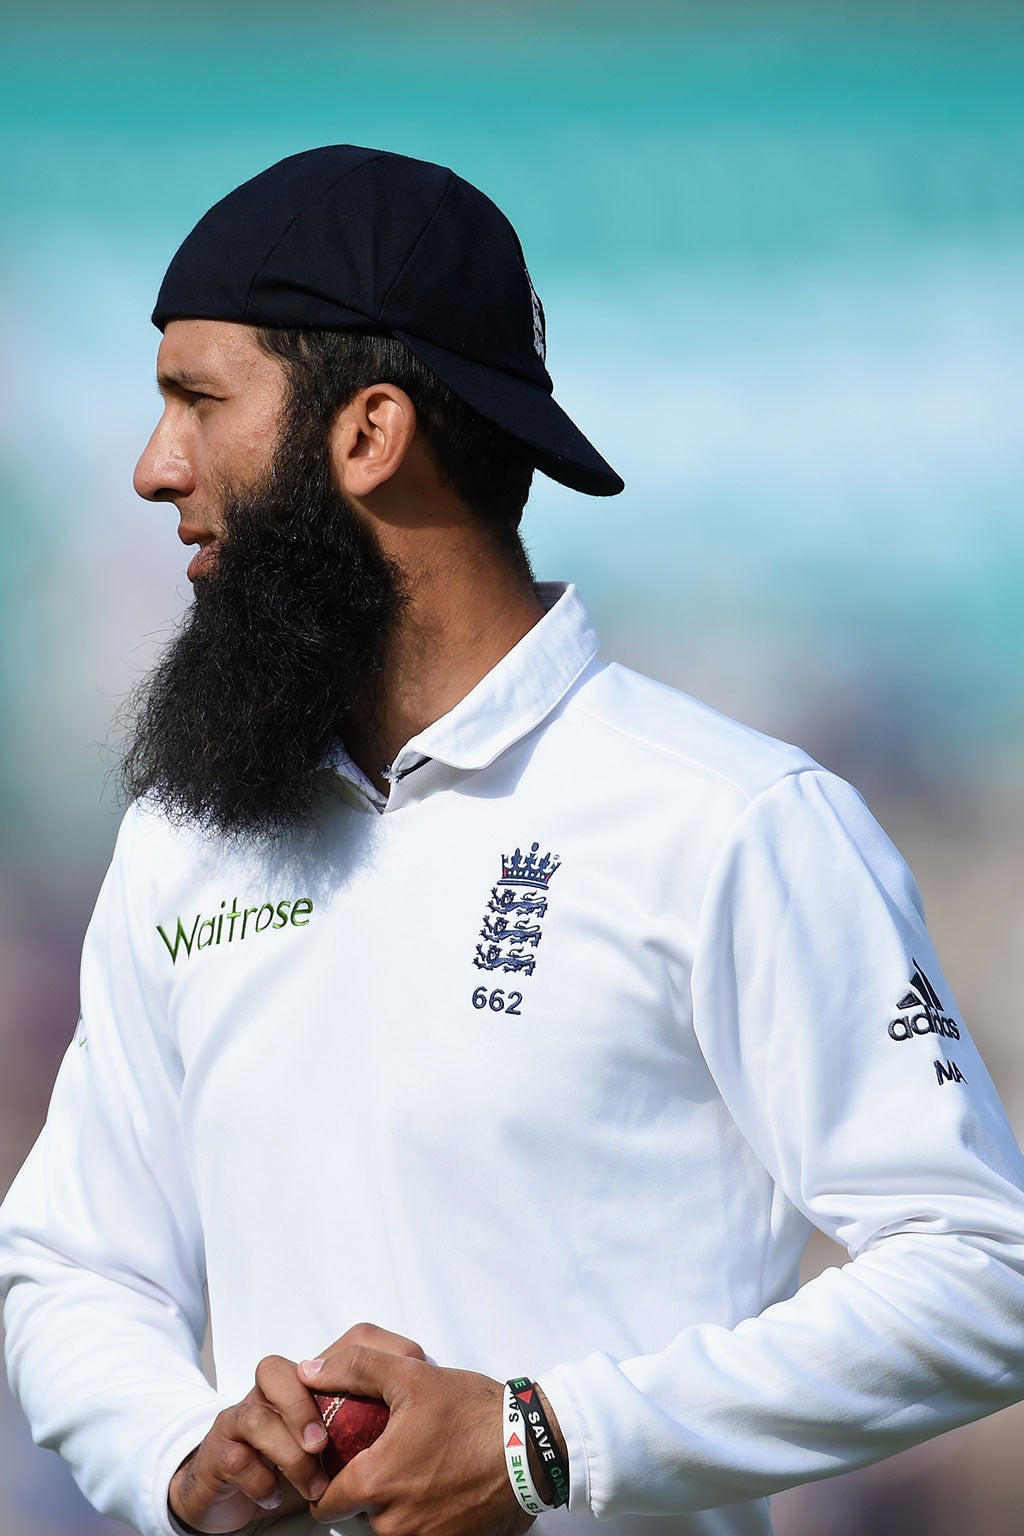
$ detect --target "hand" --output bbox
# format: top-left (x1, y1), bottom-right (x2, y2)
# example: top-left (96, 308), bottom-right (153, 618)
top-left (167, 1353), bottom-right (323, 1534)
top-left (168, 1325), bottom-right (427, 1534)
top-left (297, 1346), bottom-right (539, 1536)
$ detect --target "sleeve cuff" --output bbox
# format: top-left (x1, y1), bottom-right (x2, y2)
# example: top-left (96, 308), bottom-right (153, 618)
top-left (535, 1367), bottom-right (592, 1515)
top-left (144, 1396), bottom-right (236, 1536)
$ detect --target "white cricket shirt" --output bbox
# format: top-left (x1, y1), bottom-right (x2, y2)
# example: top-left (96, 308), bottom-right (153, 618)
top-left (3, 584), bottom-right (1024, 1536)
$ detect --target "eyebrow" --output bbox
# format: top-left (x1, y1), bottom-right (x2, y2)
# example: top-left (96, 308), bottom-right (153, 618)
top-left (156, 367), bottom-right (217, 394)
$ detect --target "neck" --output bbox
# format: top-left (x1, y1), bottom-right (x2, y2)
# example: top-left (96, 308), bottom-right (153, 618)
top-left (344, 532), bottom-right (545, 795)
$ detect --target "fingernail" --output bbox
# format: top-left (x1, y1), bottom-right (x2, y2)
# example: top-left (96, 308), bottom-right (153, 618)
top-left (310, 1473), bottom-right (329, 1501)
top-left (303, 1421), bottom-right (328, 1450)
top-left (257, 1491), bottom-right (283, 1511)
top-left (300, 1357), bottom-right (325, 1375)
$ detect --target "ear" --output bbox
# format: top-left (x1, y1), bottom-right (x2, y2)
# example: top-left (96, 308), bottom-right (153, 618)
top-left (329, 385), bottom-right (418, 499)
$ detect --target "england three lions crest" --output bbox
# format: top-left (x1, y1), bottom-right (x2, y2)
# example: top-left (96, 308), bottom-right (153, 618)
top-left (473, 841), bottom-right (560, 976)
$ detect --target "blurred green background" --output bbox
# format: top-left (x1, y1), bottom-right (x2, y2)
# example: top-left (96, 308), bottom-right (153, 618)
top-left (2, 3), bottom-right (1023, 1532)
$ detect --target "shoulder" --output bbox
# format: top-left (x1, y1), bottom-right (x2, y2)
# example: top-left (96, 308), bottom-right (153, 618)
top-left (113, 794), bottom-right (237, 890)
top-left (118, 793), bottom-right (205, 857)
top-left (564, 661), bottom-right (821, 809)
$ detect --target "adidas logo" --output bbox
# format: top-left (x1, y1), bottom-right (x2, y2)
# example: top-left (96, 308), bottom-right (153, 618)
top-left (887, 961), bottom-right (960, 1043)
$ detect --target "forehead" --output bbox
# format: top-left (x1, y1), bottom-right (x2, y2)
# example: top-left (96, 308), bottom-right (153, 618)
top-left (155, 319), bottom-right (285, 396)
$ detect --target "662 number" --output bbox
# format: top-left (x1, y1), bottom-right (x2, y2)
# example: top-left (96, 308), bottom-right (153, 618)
top-left (472, 986), bottom-right (522, 1015)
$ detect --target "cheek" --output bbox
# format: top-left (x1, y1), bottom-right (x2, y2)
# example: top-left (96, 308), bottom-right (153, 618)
top-left (220, 409), bottom-right (285, 482)
top-left (197, 420), bottom-right (277, 497)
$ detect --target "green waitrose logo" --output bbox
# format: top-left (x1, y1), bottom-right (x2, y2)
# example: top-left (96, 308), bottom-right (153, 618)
top-left (157, 896), bottom-right (314, 965)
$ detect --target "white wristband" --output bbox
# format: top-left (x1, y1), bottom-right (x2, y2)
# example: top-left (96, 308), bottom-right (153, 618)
top-left (503, 1382), bottom-right (554, 1517)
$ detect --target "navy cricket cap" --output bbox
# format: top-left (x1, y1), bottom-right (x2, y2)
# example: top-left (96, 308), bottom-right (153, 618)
top-left (153, 145), bottom-right (623, 497)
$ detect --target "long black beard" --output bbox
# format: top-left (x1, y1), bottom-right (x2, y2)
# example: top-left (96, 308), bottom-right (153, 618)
top-left (120, 423), bottom-right (404, 843)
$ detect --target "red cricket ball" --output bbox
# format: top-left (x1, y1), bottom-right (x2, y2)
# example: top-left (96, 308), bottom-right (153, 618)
top-left (312, 1391), bottom-right (390, 1480)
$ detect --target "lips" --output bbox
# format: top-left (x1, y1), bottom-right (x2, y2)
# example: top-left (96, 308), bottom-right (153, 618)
top-left (186, 542), bottom-right (221, 582)
top-left (178, 523), bottom-right (220, 583)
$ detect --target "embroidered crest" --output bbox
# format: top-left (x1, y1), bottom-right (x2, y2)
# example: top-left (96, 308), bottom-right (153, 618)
top-left (473, 842), bottom-right (560, 976)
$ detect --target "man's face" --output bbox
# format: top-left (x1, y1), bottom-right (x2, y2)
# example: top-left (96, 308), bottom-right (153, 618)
top-left (135, 319), bottom-right (290, 581)
top-left (121, 319), bottom-right (405, 843)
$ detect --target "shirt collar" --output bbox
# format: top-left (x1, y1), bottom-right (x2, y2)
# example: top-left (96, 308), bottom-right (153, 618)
top-left (396, 582), bottom-right (598, 774)
top-left (327, 582), bottom-right (599, 807)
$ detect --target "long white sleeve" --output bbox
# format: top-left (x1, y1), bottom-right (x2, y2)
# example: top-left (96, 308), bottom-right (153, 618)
top-left (539, 771), bottom-right (1024, 1517)
top-left (0, 808), bottom-right (231, 1535)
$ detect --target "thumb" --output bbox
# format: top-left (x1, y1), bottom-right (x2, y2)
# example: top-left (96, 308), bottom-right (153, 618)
top-left (299, 1344), bottom-right (413, 1405)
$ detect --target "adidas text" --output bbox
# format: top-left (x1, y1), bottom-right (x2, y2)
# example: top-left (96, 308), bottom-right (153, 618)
top-left (888, 1011), bottom-right (960, 1043)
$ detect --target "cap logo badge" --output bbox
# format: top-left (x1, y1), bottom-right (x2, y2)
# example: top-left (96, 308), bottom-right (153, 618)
top-left (526, 272), bottom-right (546, 363)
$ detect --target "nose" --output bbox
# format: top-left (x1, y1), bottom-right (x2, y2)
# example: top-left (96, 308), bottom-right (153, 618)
top-left (133, 413), bottom-right (196, 502)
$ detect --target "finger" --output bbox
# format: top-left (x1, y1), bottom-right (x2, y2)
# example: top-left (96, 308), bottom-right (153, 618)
top-left (184, 1431), bottom-right (286, 1516)
top-left (299, 1344), bottom-right (416, 1404)
top-left (309, 1443), bottom-right (380, 1524)
top-left (224, 1396), bottom-right (330, 1504)
top-left (254, 1352), bottom-right (329, 1458)
top-left (328, 1321), bottom-right (428, 1361)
